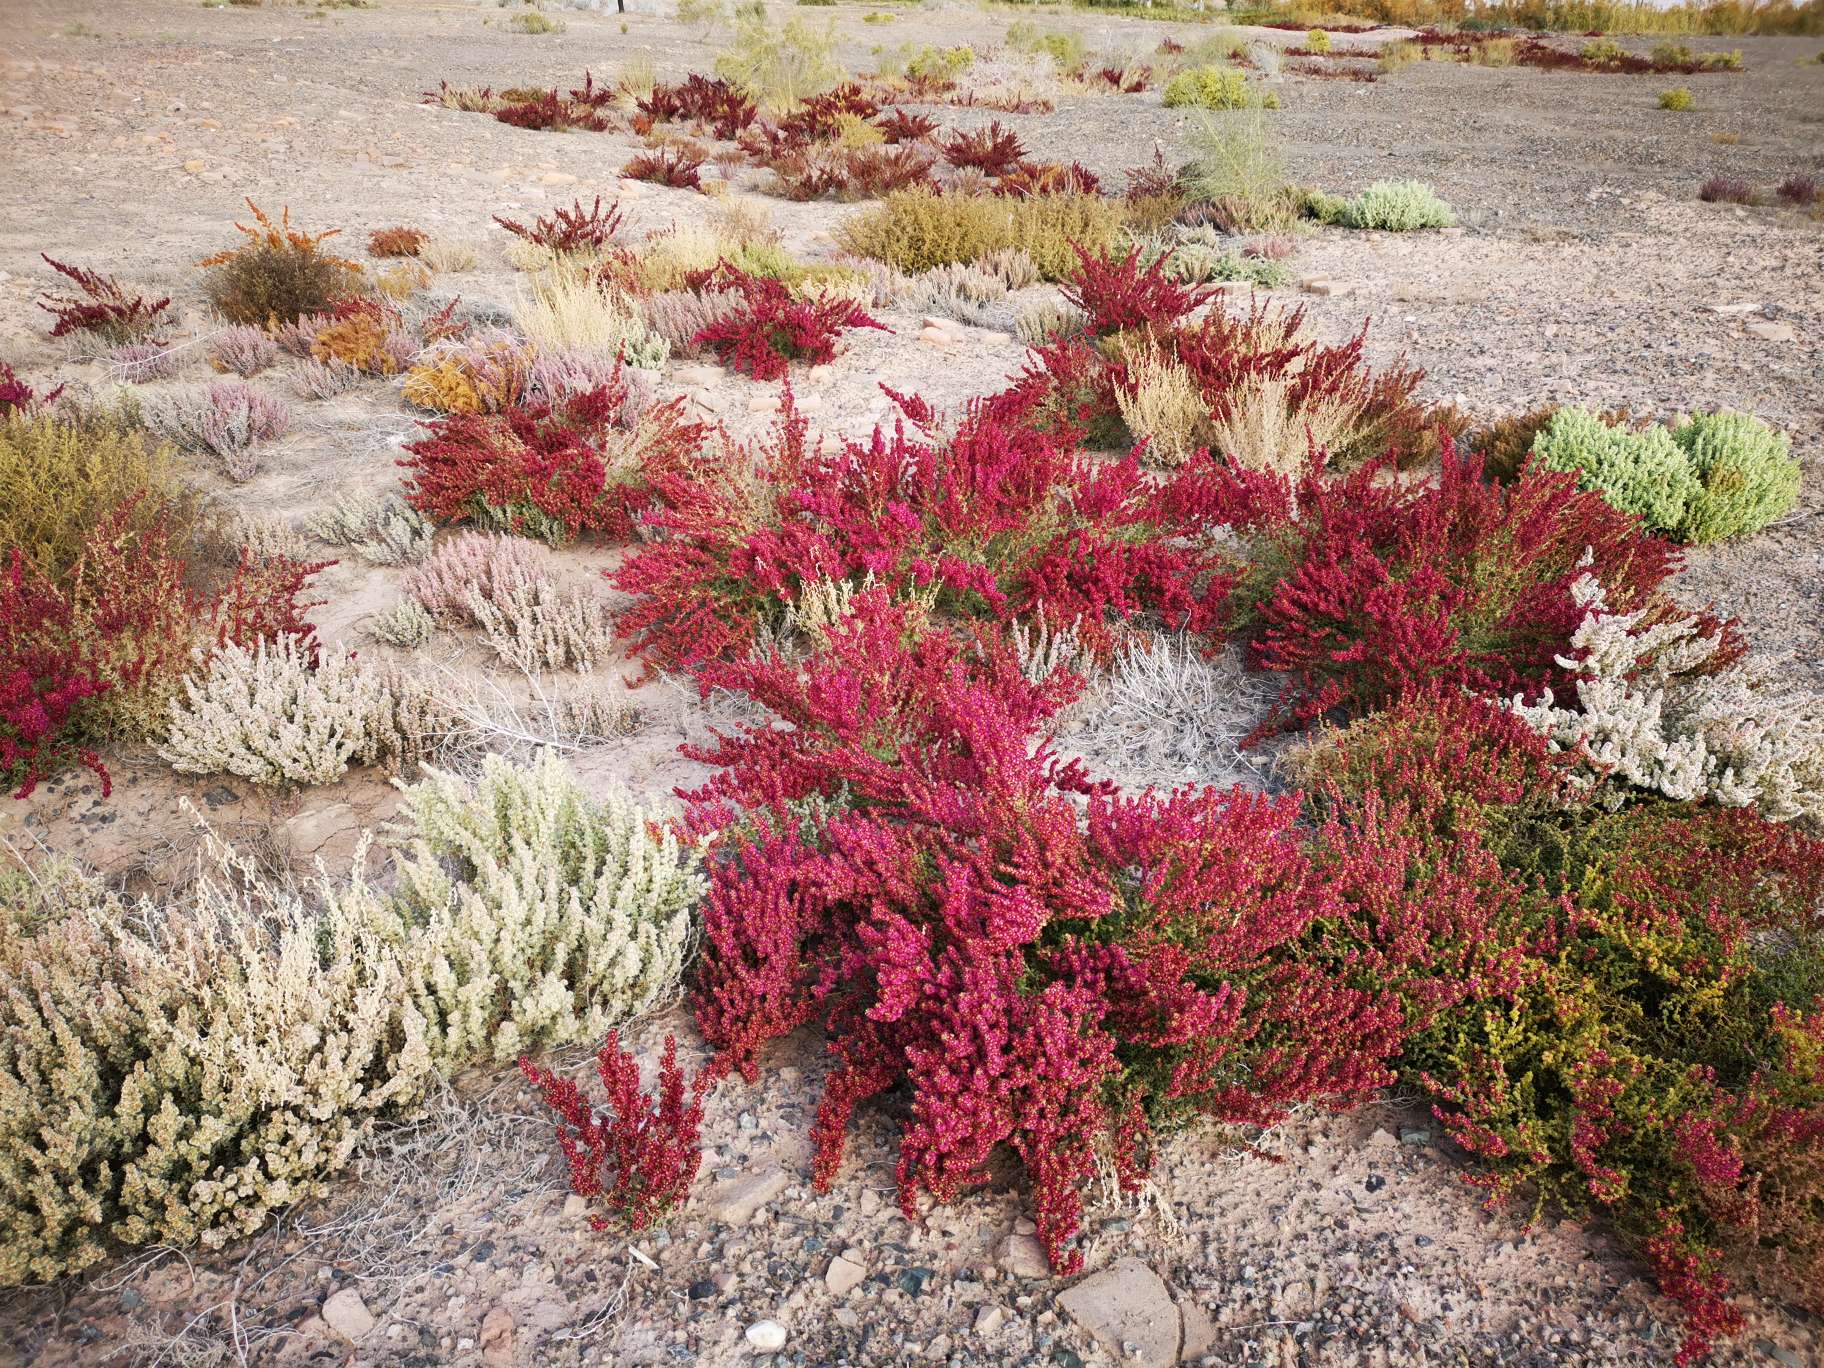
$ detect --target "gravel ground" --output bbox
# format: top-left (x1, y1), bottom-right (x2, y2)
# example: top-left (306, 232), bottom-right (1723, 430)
top-left (0, 1), bottom-right (1821, 1364)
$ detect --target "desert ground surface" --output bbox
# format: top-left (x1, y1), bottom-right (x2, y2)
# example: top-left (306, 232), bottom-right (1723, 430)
top-left (0, 0), bottom-right (1821, 1364)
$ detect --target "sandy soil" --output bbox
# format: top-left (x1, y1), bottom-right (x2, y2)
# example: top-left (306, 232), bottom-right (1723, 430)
top-left (1, 0), bottom-right (1821, 1364)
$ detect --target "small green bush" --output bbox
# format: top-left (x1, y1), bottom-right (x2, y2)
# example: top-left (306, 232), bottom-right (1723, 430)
top-left (1331, 180), bottom-right (1456, 231)
top-left (835, 190), bottom-right (1127, 279)
top-left (1183, 107), bottom-right (1296, 234)
top-left (1659, 86), bottom-right (1695, 110)
top-left (1006, 22), bottom-right (1086, 73)
top-left (507, 9), bottom-right (563, 33)
top-left (1532, 406), bottom-right (1699, 534)
top-left (715, 12), bottom-right (844, 112)
top-left (1162, 65), bottom-right (1272, 110)
top-left (1581, 36), bottom-right (1626, 63)
top-left (1671, 409), bottom-right (1802, 543)
top-left (1306, 28), bottom-right (1330, 53)
top-left (1531, 405), bottom-right (1799, 544)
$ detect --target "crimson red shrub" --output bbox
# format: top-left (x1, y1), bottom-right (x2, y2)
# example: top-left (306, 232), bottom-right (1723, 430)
top-left (1218, 441), bottom-right (1678, 729)
top-left (688, 591), bottom-right (1404, 1271)
top-left (399, 376), bottom-right (706, 543)
top-left (637, 74), bottom-right (757, 140)
top-left (36, 256), bottom-right (171, 343)
top-left (1062, 243), bottom-right (1214, 336)
top-left (690, 267), bottom-right (887, 380)
top-left (522, 1033), bottom-right (709, 1233)
top-left (0, 552), bottom-right (108, 798)
top-left (609, 391), bottom-right (1237, 674)
top-left (623, 144), bottom-right (709, 190)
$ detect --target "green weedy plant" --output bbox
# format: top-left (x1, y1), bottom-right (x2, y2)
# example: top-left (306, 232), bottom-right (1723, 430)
top-left (1306, 28), bottom-right (1331, 53)
top-left (715, 9), bottom-right (844, 112)
top-left (1671, 409), bottom-right (1801, 543)
top-left (1162, 65), bottom-right (1272, 110)
top-left (354, 750), bottom-right (703, 1065)
top-left (1531, 405), bottom-right (1700, 535)
top-left (1659, 86), bottom-right (1696, 110)
top-left (0, 846), bottom-right (434, 1285)
top-left (1332, 180), bottom-right (1456, 231)
top-left (1531, 406), bottom-right (1798, 544)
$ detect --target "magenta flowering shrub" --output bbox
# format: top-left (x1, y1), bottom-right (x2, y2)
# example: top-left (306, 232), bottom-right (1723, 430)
top-left (686, 591), bottom-right (1406, 1272)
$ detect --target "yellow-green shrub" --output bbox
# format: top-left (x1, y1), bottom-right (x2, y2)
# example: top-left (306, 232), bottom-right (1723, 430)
top-left (1659, 86), bottom-right (1695, 109)
top-left (1162, 65), bottom-right (1274, 110)
top-left (835, 190), bottom-right (1127, 279)
top-left (0, 411), bottom-right (181, 579)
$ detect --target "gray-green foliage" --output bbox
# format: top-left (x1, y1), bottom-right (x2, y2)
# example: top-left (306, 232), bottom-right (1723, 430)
top-left (1139, 228), bottom-right (1291, 289)
top-left (1323, 180), bottom-right (1457, 231)
top-left (1672, 409), bottom-right (1801, 543)
top-left (1531, 406), bottom-right (1799, 543)
top-left (1532, 406), bottom-right (1699, 535)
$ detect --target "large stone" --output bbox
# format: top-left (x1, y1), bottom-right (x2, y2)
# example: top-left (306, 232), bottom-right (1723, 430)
top-left (1055, 1258), bottom-right (1182, 1368)
top-left (996, 1233), bottom-right (1048, 1279)
top-left (320, 1289), bottom-right (376, 1343)
top-left (479, 1307), bottom-right (516, 1367)
top-left (825, 1253), bottom-right (867, 1297)
top-left (707, 1164), bottom-right (788, 1226)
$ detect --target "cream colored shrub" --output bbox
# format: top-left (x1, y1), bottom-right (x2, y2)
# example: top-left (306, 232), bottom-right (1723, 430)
top-left (1514, 575), bottom-right (1824, 824)
top-left (418, 237), bottom-right (481, 274)
top-left (515, 268), bottom-right (669, 368)
top-left (1116, 351), bottom-right (1212, 468)
top-left (353, 751), bottom-right (702, 1064)
top-left (0, 848), bottom-right (433, 1285)
top-left (472, 579), bottom-right (616, 674)
top-left (1205, 377), bottom-right (1363, 477)
top-left (161, 638), bottom-right (406, 786)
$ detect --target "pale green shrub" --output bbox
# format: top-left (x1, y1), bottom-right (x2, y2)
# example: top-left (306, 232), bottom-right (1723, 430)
top-left (161, 638), bottom-right (408, 786)
top-left (0, 847), bottom-right (433, 1285)
top-left (715, 11), bottom-right (843, 112)
top-left (1671, 409), bottom-right (1801, 543)
top-left (1332, 180), bottom-right (1456, 231)
top-left (355, 751), bottom-right (702, 1064)
top-left (1306, 28), bottom-right (1331, 53)
top-left (305, 490), bottom-right (435, 565)
top-left (1531, 406), bottom-right (1699, 534)
top-left (1531, 406), bottom-right (1798, 543)
top-left (1183, 107), bottom-right (1295, 234)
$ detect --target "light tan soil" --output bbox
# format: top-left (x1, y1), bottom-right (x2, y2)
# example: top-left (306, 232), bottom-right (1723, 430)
top-left (1, 1), bottom-right (1820, 1365)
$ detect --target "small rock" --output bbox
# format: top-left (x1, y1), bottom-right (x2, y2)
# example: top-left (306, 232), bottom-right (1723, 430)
top-left (1745, 320), bottom-right (1797, 343)
top-left (1399, 1127), bottom-right (1431, 1146)
top-left (687, 1279), bottom-right (717, 1300)
top-left (897, 1266), bottom-right (935, 1297)
top-left (1364, 1174), bottom-right (1387, 1194)
top-left (562, 1194), bottom-right (588, 1218)
top-left (321, 1289), bottom-right (376, 1343)
top-left (859, 1188), bottom-right (882, 1217)
top-left (973, 1305), bottom-right (1005, 1336)
top-left (708, 1165), bottom-right (787, 1226)
top-left (747, 395), bottom-right (781, 415)
top-left (1056, 1259), bottom-right (1181, 1368)
top-left (917, 325), bottom-right (955, 347)
top-left (182, 159), bottom-right (205, 173)
top-left (745, 1319), bottom-right (788, 1353)
top-left (1755, 1340), bottom-right (1802, 1368)
top-left (825, 1254), bottom-right (867, 1297)
top-left (540, 171), bottom-right (577, 185)
top-left (479, 1308), bottom-right (515, 1368)
top-left (202, 784), bottom-right (239, 809)
top-left (1709, 301), bottom-right (1762, 315)
top-left (1300, 277), bottom-right (1352, 298)
top-left (996, 1234), bottom-right (1049, 1279)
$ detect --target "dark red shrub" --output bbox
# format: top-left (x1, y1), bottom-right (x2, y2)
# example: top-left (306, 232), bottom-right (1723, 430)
top-left (777, 83), bottom-right (879, 142)
top-left (940, 121), bottom-right (1026, 176)
top-left (493, 88), bottom-right (615, 133)
top-left (400, 375), bottom-right (706, 543)
top-left (36, 256), bottom-right (171, 343)
top-left (1776, 173), bottom-right (1818, 206)
top-left (842, 144), bottom-right (938, 197)
top-left (1225, 442), bottom-right (1678, 730)
top-left (638, 73), bottom-right (757, 140)
top-left (766, 151), bottom-right (851, 202)
top-left (994, 161), bottom-right (1102, 198)
top-left (1061, 243), bottom-right (1214, 336)
top-left (686, 590), bottom-right (1403, 1271)
top-left (1698, 175), bottom-right (1756, 204)
top-left (494, 196), bottom-right (625, 254)
top-left (0, 362), bottom-right (62, 416)
top-left (691, 267), bottom-right (887, 380)
top-left (875, 108), bottom-right (938, 144)
top-left (521, 1033), bottom-right (709, 1233)
top-left (623, 143), bottom-right (709, 190)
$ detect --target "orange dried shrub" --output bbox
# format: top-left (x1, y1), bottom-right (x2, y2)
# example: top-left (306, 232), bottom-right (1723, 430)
top-left (199, 200), bottom-right (364, 327)
top-left (368, 225), bottom-right (428, 258)
top-left (403, 336), bottom-right (534, 415)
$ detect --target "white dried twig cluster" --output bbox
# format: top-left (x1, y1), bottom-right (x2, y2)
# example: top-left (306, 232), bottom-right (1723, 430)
top-left (1512, 574), bottom-right (1824, 823)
